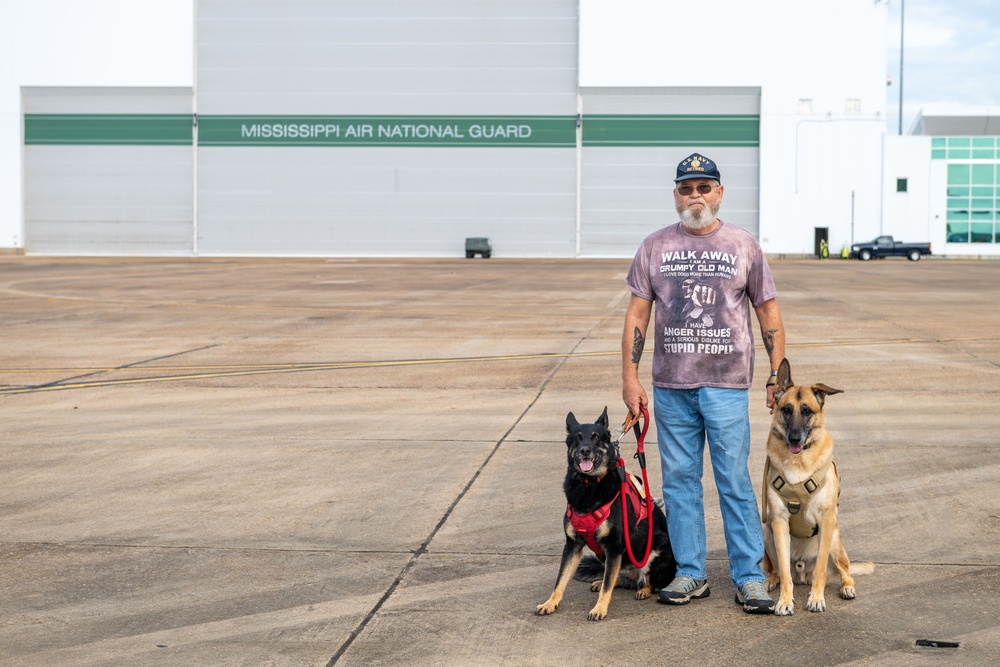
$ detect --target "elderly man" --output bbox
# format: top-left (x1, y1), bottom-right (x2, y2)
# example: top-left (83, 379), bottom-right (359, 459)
top-left (621, 153), bottom-right (785, 614)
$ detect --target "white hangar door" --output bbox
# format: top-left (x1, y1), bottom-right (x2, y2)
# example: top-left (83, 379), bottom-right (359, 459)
top-left (22, 87), bottom-right (194, 256)
top-left (195, 0), bottom-right (579, 257)
top-left (579, 87), bottom-right (761, 258)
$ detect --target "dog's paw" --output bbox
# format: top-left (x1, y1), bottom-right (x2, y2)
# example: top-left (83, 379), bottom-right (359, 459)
top-left (535, 602), bottom-right (558, 616)
top-left (589, 580), bottom-right (601, 592)
top-left (634, 586), bottom-right (652, 600)
top-left (587, 605), bottom-right (608, 621)
top-left (764, 573), bottom-right (780, 592)
top-left (774, 598), bottom-right (794, 616)
top-left (840, 585), bottom-right (857, 600)
top-left (806, 592), bottom-right (827, 612)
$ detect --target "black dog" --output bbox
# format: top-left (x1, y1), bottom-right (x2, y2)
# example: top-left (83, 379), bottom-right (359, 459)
top-left (535, 407), bottom-right (675, 620)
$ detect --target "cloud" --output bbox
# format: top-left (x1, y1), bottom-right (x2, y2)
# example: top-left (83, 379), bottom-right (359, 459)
top-left (886, 0), bottom-right (1000, 124)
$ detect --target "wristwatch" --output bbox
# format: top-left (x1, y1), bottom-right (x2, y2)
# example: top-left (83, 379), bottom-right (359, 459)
top-left (765, 370), bottom-right (778, 387)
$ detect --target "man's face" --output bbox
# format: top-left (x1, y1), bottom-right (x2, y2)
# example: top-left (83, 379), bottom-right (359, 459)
top-left (674, 178), bottom-right (723, 230)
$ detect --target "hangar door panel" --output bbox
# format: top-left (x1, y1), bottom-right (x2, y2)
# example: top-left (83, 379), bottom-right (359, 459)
top-left (22, 87), bottom-right (194, 256)
top-left (580, 87), bottom-right (761, 258)
top-left (196, 0), bottom-right (579, 257)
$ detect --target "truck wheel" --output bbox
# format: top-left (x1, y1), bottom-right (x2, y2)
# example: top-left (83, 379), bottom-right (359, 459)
top-left (859, 249), bottom-right (872, 261)
top-left (907, 249), bottom-right (921, 261)
top-left (466, 251), bottom-right (474, 258)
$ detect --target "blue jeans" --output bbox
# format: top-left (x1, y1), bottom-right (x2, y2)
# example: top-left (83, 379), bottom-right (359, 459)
top-left (653, 386), bottom-right (765, 587)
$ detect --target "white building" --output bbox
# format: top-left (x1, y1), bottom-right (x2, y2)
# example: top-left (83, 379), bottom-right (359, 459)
top-left (3, 1), bottom-right (997, 257)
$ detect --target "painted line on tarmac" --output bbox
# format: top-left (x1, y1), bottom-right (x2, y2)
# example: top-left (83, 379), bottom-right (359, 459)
top-left (1, 336), bottom-right (996, 396)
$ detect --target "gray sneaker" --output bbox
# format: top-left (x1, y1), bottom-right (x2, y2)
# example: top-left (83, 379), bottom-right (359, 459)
top-left (735, 580), bottom-right (775, 614)
top-left (657, 576), bottom-right (710, 605)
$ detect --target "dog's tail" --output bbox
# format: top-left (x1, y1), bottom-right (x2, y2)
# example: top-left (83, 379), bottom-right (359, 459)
top-left (572, 555), bottom-right (641, 589)
top-left (850, 561), bottom-right (876, 576)
top-left (572, 555), bottom-right (606, 582)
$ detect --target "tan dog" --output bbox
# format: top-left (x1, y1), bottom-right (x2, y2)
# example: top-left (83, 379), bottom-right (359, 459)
top-left (761, 359), bottom-right (874, 615)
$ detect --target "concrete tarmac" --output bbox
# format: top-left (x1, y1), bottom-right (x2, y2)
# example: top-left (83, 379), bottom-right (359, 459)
top-left (1, 256), bottom-right (998, 666)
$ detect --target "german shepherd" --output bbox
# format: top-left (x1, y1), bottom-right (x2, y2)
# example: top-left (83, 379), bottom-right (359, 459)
top-left (535, 407), bottom-right (675, 621)
top-left (762, 359), bottom-right (874, 615)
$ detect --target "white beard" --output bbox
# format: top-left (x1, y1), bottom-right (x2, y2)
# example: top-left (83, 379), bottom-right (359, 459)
top-left (678, 200), bottom-right (720, 230)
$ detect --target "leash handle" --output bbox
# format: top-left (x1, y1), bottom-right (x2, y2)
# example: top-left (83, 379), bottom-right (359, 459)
top-left (619, 404), bottom-right (649, 445)
top-left (621, 403), bottom-right (654, 569)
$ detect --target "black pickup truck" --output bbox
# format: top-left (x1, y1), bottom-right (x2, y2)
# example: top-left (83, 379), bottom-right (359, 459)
top-left (850, 235), bottom-right (932, 261)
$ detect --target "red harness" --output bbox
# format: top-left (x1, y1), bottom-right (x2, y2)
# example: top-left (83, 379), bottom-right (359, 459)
top-left (566, 472), bottom-right (648, 558)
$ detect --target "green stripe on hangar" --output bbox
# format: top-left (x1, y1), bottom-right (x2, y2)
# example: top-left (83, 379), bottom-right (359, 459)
top-left (24, 114), bottom-right (193, 145)
top-left (23, 114), bottom-right (760, 147)
top-left (583, 115), bottom-right (760, 147)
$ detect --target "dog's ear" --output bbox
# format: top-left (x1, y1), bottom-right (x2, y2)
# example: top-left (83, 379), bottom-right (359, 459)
top-left (598, 406), bottom-right (609, 428)
top-left (566, 412), bottom-right (579, 432)
top-left (811, 383), bottom-right (843, 407)
top-left (774, 358), bottom-right (793, 399)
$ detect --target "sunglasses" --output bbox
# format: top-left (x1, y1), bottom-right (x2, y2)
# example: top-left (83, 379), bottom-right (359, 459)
top-left (676, 183), bottom-right (717, 196)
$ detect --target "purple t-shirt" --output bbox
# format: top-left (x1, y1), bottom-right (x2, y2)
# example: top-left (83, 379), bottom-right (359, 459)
top-left (626, 220), bottom-right (777, 389)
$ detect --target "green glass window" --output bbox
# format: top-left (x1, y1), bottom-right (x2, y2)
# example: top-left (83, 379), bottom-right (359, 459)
top-left (972, 137), bottom-right (995, 148)
top-left (949, 163), bottom-right (971, 184)
top-left (947, 222), bottom-right (970, 242)
top-left (948, 137), bottom-right (971, 148)
top-left (971, 222), bottom-right (993, 242)
top-left (972, 164), bottom-right (995, 185)
top-left (932, 137), bottom-right (947, 148)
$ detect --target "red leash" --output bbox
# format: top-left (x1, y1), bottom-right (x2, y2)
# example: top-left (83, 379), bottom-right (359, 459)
top-left (617, 404), bottom-right (654, 568)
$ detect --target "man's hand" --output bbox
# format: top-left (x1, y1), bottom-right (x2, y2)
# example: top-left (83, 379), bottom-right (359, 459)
top-left (623, 378), bottom-right (648, 418)
top-left (766, 384), bottom-right (776, 412)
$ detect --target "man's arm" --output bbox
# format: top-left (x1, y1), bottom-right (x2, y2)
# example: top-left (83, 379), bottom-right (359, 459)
top-left (754, 298), bottom-right (785, 409)
top-left (622, 294), bottom-right (654, 415)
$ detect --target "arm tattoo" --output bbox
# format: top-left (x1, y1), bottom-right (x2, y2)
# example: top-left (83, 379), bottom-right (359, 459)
top-left (764, 328), bottom-right (778, 355)
top-left (630, 327), bottom-right (645, 365)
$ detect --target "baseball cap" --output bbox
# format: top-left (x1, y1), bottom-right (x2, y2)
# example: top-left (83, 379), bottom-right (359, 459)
top-left (674, 153), bottom-right (721, 182)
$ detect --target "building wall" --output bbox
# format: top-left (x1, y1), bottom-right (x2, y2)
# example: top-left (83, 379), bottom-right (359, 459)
top-left (194, 0), bottom-right (580, 257)
top-left (22, 87), bottom-right (194, 255)
top-left (579, 0), bottom-right (889, 256)
top-left (880, 135), bottom-right (1000, 257)
top-left (580, 87), bottom-right (760, 257)
top-left (11, 0), bottom-right (904, 258)
top-left (882, 135), bottom-right (934, 248)
top-left (0, 0), bottom-right (193, 252)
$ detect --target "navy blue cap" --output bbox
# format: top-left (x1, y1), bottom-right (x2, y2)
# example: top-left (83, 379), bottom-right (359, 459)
top-left (674, 153), bottom-right (721, 182)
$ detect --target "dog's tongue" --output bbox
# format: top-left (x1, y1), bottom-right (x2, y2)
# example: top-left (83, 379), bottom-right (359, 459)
top-left (789, 444), bottom-right (804, 455)
top-left (579, 459), bottom-right (594, 472)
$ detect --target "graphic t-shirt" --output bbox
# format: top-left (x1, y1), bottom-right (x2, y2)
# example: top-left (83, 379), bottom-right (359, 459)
top-left (626, 221), bottom-right (777, 389)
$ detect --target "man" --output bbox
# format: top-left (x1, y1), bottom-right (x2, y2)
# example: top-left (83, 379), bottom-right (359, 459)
top-left (621, 153), bottom-right (785, 614)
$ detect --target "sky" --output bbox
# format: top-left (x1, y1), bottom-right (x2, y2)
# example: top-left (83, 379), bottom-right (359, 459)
top-left (885, 0), bottom-right (1000, 133)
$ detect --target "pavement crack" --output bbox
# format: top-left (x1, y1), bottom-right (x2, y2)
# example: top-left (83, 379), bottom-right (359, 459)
top-left (326, 341), bottom-right (578, 666)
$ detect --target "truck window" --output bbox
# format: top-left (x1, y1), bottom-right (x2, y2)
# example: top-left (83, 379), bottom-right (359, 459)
top-left (875, 236), bottom-right (892, 245)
